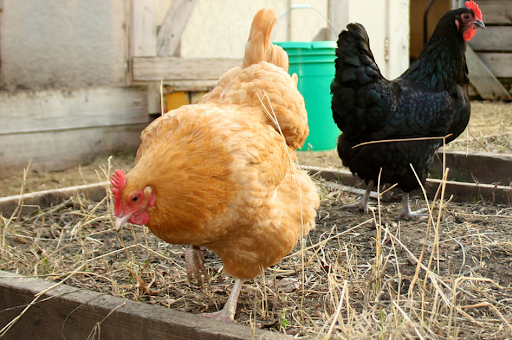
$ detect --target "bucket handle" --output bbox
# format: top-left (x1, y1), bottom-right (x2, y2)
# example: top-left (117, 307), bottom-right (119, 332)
top-left (277, 4), bottom-right (337, 36)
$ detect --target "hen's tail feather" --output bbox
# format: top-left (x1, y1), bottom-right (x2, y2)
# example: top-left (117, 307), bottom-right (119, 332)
top-left (331, 23), bottom-right (383, 134)
top-left (242, 9), bottom-right (289, 71)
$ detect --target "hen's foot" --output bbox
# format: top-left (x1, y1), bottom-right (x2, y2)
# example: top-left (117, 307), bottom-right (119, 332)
top-left (397, 192), bottom-right (428, 220)
top-left (185, 245), bottom-right (208, 288)
top-left (201, 279), bottom-right (243, 323)
top-left (201, 310), bottom-right (236, 323)
top-left (341, 180), bottom-right (374, 213)
top-left (397, 207), bottom-right (428, 220)
top-left (341, 201), bottom-right (372, 213)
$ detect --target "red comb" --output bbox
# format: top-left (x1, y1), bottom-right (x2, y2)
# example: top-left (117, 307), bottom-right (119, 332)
top-left (111, 169), bottom-right (126, 214)
top-left (465, 1), bottom-right (482, 21)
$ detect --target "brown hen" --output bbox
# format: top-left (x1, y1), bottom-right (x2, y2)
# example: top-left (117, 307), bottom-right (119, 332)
top-left (111, 8), bottom-right (319, 322)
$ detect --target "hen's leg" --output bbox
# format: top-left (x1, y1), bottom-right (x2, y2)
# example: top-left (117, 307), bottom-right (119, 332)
top-left (202, 279), bottom-right (243, 323)
top-left (397, 192), bottom-right (428, 219)
top-left (341, 180), bottom-right (374, 213)
top-left (185, 245), bottom-right (207, 288)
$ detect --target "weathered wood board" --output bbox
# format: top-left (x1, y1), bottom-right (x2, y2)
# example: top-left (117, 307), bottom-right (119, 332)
top-left (0, 270), bottom-right (289, 340)
top-left (131, 57), bottom-right (242, 82)
top-left (476, 1), bottom-right (512, 25)
top-left (429, 150), bottom-right (512, 185)
top-left (465, 1), bottom-right (512, 100)
top-left (477, 53), bottom-right (512, 78)
top-left (0, 86), bottom-right (149, 172)
top-left (0, 182), bottom-right (110, 218)
top-left (466, 47), bottom-right (512, 100)
top-left (0, 87), bottom-right (148, 134)
top-left (131, 0), bottom-right (157, 57)
top-left (305, 166), bottom-right (512, 206)
top-left (156, 0), bottom-right (199, 57)
top-left (0, 124), bottom-right (146, 173)
top-left (470, 26), bottom-right (512, 52)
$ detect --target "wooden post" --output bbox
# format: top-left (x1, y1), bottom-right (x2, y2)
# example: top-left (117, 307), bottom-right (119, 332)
top-left (328, 0), bottom-right (348, 41)
top-left (131, 0), bottom-right (157, 57)
top-left (157, 0), bottom-right (199, 57)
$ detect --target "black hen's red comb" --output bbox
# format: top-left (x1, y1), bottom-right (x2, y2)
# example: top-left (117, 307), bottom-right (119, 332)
top-left (465, 1), bottom-right (482, 21)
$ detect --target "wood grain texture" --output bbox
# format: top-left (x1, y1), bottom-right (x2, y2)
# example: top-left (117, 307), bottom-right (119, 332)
top-left (131, 0), bottom-right (157, 57)
top-left (0, 181), bottom-right (110, 217)
top-left (429, 150), bottom-right (512, 185)
top-left (0, 270), bottom-right (289, 340)
top-left (0, 87), bottom-right (148, 134)
top-left (470, 26), bottom-right (512, 51)
top-left (477, 52), bottom-right (512, 78)
top-left (477, 1), bottom-right (512, 25)
top-left (466, 47), bottom-right (512, 100)
top-left (156, 0), bottom-right (199, 57)
top-left (0, 124), bottom-right (146, 172)
top-left (132, 57), bottom-right (242, 81)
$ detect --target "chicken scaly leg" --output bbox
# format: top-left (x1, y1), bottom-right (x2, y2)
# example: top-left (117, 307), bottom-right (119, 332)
top-left (201, 279), bottom-right (244, 323)
top-left (185, 245), bottom-right (208, 288)
top-left (397, 192), bottom-right (428, 219)
top-left (341, 180), bottom-right (374, 213)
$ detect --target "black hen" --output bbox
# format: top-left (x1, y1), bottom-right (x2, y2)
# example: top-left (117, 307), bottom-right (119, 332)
top-left (331, 1), bottom-right (484, 219)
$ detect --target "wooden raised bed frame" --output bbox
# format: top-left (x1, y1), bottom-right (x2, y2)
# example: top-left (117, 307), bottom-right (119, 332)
top-left (0, 150), bottom-right (511, 339)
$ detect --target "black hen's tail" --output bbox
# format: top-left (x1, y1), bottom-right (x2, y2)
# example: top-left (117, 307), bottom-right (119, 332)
top-left (331, 23), bottom-right (384, 137)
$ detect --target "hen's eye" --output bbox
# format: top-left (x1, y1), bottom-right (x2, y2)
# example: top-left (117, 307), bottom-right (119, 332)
top-left (463, 14), bottom-right (470, 19)
top-left (132, 196), bottom-right (139, 202)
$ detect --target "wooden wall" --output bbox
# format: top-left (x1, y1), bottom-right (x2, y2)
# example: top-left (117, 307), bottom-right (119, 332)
top-left (0, 87), bottom-right (149, 173)
top-left (470, 0), bottom-right (512, 81)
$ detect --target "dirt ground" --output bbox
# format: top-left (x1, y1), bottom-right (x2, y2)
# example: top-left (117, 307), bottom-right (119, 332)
top-left (1, 181), bottom-right (511, 338)
top-left (1, 100), bottom-right (512, 337)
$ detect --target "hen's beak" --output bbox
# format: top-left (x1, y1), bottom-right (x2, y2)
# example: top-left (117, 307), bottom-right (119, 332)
top-left (114, 213), bottom-right (131, 231)
top-left (474, 19), bottom-right (485, 29)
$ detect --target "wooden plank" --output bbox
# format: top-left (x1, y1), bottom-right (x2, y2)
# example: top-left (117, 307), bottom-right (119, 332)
top-left (328, 0), bottom-right (348, 41)
top-left (429, 150), bottom-right (512, 184)
top-left (477, 1), bottom-right (512, 25)
top-left (131, 57), bottom-right (242, 82)
top-left (156, 0), bottom-right (199, 57)
top-left (0, 270), bottom-right (289, 340)
top-left (426, 178), bottom-right (512, 205)
top-left (0, 87), bottom-right (149, 135)
top-left (131, 0), bottom-right (157, 57)
top-left (466, 46), bottom-right (512, 100)
top-left (0, 182), bottom-right (110, 218)
top-left (303, 166), bottom-right (512, 205)
top-left (0, 123), bottom-right (146, 173)
top-left (470, 26), bottom-right (512, 51)
top-left (477, 52), bottom-right (512, 78)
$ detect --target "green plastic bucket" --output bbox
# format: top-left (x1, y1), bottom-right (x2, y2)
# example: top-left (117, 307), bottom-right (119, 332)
top-left (274, 41), bottom-right (340, 151)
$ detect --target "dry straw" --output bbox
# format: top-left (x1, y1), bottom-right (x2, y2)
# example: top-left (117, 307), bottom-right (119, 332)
top-left (1, 126), bottom-right (512, 338)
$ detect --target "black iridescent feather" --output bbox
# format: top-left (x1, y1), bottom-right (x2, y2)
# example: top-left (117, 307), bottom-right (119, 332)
top-left (331, 7), bottom-right (477, 193)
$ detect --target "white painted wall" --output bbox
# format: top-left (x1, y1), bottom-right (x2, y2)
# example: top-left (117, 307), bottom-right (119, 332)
top-left (0, 0), bottom-right (128, 91)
